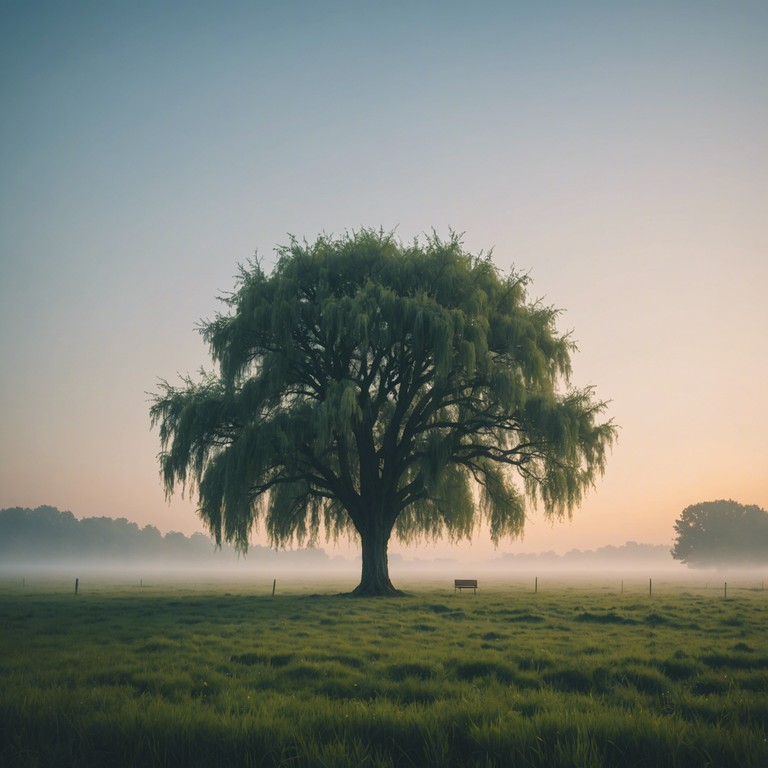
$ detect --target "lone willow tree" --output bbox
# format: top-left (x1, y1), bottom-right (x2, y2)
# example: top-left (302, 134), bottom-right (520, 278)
top-left (151, 230), bottom-right (615, 595)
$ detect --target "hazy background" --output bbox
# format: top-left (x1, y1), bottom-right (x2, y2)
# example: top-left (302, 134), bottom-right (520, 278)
top-left (1, 1), bottom-right (766, 562)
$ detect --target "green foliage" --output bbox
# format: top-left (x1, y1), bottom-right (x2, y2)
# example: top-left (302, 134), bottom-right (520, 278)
top-left (150, 229), bottom-right (615, 590)
top-left (671, 500), bottom-right (768, 567)
top-left (2, 581), bottom-right (768, 767)
top-left (0, 506), bottom-right (215, 562)
top-left (0, 506), bottom-right (328, 565)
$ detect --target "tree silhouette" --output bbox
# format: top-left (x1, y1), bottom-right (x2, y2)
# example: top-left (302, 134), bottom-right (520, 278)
top-left (671, 500), bottom-right (768, 567)
top-left (151, 230), bottom-right (616, 594)
top-left (0, 506), bottom-right (278, 563)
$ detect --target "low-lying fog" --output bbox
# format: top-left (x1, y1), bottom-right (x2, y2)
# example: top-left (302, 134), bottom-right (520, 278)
top-left (3, 551), bottom-right (766, 593)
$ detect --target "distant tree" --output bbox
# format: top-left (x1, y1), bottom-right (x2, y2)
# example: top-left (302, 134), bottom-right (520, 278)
top-left (0, 506), bottom-right (79, 559)
top-left (0, 506), bottom-right (332, 566)
top-left (671, 500), bottom-right (768, 567)
top-left (0, 506), bottom-right (213, 562)
top-left (139, 524), bottom-right (165, 557)
top-left (150, 229), bottom-right (616, 595)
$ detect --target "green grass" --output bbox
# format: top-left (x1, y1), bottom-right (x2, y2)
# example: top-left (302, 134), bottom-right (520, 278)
top-left (1, 576), bottom-right (767, 767)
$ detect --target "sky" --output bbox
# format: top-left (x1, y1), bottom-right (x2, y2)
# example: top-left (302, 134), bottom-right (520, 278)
top-left (1, 1), bottom-right (766, 561)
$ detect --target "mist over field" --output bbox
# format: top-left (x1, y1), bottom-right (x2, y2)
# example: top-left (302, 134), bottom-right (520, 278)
top-left (5, 506), bottom-right (767, 592)
top-left (0, 537), bottom-right (744, 595)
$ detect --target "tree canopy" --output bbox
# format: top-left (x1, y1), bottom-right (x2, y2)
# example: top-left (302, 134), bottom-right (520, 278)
top-left (151, 229), bottom-right (616, 594)
top-left (671, 500), bottom-right (768, 568)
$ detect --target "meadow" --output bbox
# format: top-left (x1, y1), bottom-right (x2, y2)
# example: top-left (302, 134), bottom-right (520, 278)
top-left (1, 573), bottom-right (766, 767)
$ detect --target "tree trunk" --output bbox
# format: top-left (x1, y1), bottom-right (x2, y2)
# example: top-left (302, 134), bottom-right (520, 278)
top-left (351, 521), bottom-right (403, 596)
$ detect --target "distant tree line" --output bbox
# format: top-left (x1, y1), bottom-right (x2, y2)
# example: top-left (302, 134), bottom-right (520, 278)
top-left (0, 506), bottom-right (329, 565)
top-left (499, 541), bottom-right (672, 566)
top-left (671, 500), bottom-right (768, 568)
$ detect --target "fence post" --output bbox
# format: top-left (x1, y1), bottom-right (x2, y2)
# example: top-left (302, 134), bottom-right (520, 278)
top-left (724, 582), bottom-right (727, 599)
top-left (272, 579), bottom-right (276, 597)
top-left (649, 578), bottom-right (652, 597)
top-left (534, 577), bottom-right (538, 594)
top-left (75, 578), bottom-right (79, 594)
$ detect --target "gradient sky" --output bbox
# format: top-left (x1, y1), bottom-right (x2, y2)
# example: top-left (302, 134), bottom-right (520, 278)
top-left (1, 1), bottom-right (766, 561)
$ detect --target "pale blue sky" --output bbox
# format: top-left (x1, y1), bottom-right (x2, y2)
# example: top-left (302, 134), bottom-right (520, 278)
top-left (1, 1), bottom-right (766, 558)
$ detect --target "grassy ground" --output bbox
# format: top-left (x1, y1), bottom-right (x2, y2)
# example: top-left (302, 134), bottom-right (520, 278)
top-left (1, 575), bottom-right (766, 767)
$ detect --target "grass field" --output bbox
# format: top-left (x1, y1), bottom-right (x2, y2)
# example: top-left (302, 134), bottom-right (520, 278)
top-left (1, 574), bottom-right (766, 767)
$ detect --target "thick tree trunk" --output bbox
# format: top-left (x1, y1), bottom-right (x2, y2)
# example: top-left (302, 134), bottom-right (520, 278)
top-left (351, 522), bottom-right (403, 596)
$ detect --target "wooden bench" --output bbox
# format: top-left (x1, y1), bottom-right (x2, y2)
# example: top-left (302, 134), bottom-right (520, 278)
top-left (454, 579), bottom-right (478, 594)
